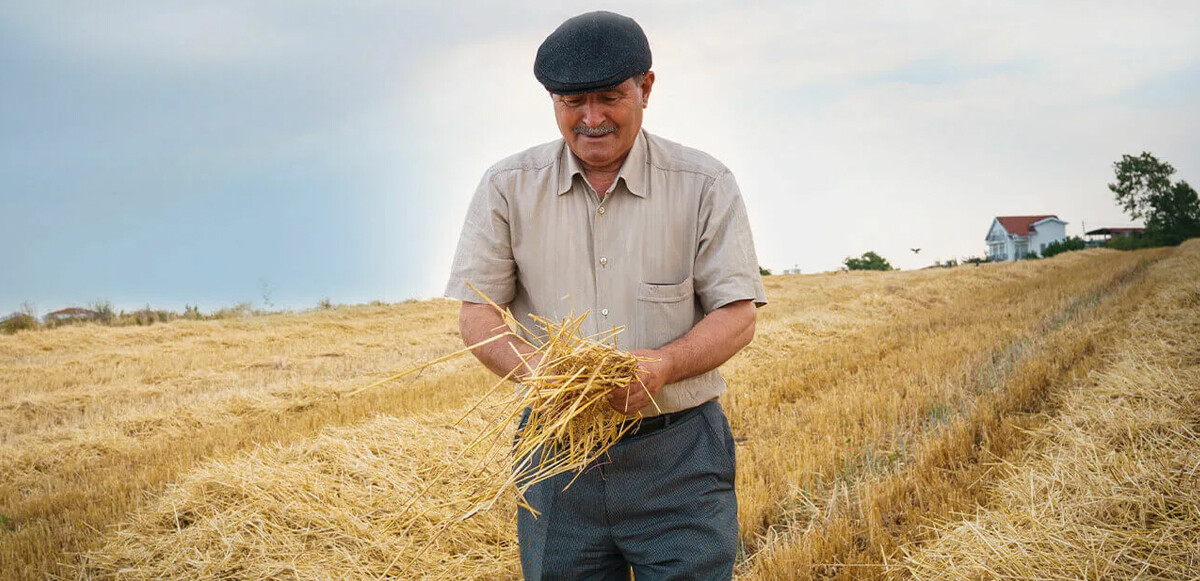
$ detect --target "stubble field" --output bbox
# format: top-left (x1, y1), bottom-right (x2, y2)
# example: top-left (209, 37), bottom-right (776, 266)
top-left (2, 241), bottom-right (1197, 580)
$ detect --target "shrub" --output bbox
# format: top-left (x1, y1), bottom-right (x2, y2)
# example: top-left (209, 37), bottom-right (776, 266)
top-left (1041, 236), bottom-right (1087, 258)
top-left (213, 302), bottom-right (256, 319)
top-left (1, 303), bottom-right (39, 334)
top-left (1105, 234), bottom-right (1158, 251)
top-left (844, 251), bottom-right (894, 271)
top-left (133, 305), bottom-right (159, 326)
top-left (1, 313), bottom-right (38, 334)
top-left (90, 301), bottom-right (116, 324)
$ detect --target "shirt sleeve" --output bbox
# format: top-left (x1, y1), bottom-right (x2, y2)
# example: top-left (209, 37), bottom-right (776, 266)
top-left (693, 170), bottom-right (768, 313)
top-left (444, 171), bottom-right (517, 305)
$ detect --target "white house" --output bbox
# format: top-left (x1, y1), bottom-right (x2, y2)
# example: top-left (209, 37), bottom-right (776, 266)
top-left (986, 215), bottom-right (1068, 261)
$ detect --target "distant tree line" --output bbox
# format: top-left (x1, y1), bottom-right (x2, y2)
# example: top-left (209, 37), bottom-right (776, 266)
top-left (0, 297), bottom-right (361, 335)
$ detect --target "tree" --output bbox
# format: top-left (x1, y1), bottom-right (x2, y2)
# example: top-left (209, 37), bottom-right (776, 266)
top-left (1108, 152), bottom-right (1200, 246)
top-left (843, 251), bottom-right (893, 271)
top-left (1147, 181), bottom-right (1200, 245)
top-left (759, 265), bottom-right (772, 276)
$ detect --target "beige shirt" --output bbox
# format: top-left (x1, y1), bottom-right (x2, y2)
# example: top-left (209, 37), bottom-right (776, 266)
top-left (445, 129), bottom-right (767, 415)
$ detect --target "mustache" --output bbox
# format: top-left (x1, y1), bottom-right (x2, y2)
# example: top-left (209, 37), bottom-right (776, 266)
top-left (573, 124), bottom-right (617, 136)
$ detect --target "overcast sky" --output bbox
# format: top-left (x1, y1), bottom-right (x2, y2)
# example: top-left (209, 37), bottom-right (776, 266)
top-left (2, 1), bottom-right (1198, 315)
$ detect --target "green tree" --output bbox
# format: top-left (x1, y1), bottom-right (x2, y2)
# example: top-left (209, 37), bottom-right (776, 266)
top-left (1147, 181), bottom-right (1200, 245)
top-left (1108, 152), bottom-right (1200, 246)
top-left (843, 251), bottom-right (893, 271)
top-left (758, 265), bottom-right (772, 276)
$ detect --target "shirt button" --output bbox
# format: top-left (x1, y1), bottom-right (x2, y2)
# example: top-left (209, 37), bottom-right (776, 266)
top-left (599, 257), bottom-right (608, 266)
top-left (597, 206), bottom-right (606, 215)
top-left (601, 308), bottom-right (609, 317)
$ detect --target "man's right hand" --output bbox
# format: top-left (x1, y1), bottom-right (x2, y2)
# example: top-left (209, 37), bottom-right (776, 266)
top-left (605, 348), bottom-right (673, 415)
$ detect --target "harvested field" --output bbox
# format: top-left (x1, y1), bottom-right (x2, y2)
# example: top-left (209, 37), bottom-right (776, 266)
top-left (2, 242), bottom-right (1196, 580)
top-left (898, 244), bottom-right (1200, 579)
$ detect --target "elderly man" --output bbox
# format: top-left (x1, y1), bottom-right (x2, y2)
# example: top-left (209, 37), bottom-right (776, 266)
top-left (445, 11), bottom-right (766, 580)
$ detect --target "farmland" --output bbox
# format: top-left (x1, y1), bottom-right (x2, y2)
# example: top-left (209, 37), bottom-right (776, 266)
top-left (2, 242), bottom-right (1197, 580)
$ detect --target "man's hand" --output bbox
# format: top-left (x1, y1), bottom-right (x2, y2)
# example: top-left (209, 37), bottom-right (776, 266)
top-left (604, 300), bottom-right (758, 416)
top-left (606, 348), bottom-right (673, 415)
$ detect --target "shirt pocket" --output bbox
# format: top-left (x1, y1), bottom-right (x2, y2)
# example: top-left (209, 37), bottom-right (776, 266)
top-left (635, 277), bottom-right (696, 348)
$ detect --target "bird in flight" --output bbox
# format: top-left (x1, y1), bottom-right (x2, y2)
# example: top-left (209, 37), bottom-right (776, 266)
top-left (910, 248), bottom-right (921, 254)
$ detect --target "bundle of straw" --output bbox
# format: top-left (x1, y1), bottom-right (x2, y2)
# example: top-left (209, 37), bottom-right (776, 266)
top-left (349, 284), bottom-right (657, 576)
top-left (507, 309), bottom-right (653, 506)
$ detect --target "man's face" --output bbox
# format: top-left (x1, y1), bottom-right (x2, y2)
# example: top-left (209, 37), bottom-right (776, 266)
top-left (552, 72), bottom-right (655, 172)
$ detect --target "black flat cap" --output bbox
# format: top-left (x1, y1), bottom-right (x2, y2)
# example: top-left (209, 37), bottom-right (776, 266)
top-left (534, 11), bottom-right (652, 95)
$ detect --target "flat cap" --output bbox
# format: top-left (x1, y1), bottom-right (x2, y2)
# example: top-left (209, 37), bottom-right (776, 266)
top-left (534, 11), bottom-right (652, 95)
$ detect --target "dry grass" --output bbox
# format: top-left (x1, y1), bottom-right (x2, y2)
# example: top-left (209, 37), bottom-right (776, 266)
top-left (71, 308), bottom-right (656, 580)
top-left (3, 244), bottom-right (1195, 580)
top-left (728, 247), bottom-right (1172, 576)
top-left (76, 409), bottom-right (520, 580)
top-left (1, 301), bottom-right (491, 579)
top-left (898, 244), bottom-right (1200, 579)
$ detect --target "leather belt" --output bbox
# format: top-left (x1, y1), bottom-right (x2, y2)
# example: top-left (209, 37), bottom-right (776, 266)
top-left (619, 405), bottom-right (702, 439)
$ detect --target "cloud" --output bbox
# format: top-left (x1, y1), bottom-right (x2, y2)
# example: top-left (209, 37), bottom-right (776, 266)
top-left (1, 1), bottom-right (1198, 312)
top-left (0, 3), bottom-right (302, 68)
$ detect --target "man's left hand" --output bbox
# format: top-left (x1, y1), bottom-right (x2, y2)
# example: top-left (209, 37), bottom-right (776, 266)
top-left (606, 348), bottom-right (673, 416)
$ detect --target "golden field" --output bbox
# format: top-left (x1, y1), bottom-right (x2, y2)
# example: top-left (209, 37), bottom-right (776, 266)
top-left (2, 241), bottom-right (1197, 580)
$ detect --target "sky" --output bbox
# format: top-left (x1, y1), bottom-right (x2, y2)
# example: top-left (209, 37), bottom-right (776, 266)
top-left (2, 1), bottom-right (1199, 316)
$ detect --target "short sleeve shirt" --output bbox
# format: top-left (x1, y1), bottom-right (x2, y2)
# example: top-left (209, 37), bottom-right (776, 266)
top-left (445, 129), bottom-right (767, 415)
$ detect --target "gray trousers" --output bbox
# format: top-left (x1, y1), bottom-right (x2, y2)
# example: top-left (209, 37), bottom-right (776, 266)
top-left (516, 401), bottom-right (738, 580)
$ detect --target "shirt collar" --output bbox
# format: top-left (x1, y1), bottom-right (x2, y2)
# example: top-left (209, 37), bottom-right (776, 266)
top-left (557, 129), bottom-right (649, 198)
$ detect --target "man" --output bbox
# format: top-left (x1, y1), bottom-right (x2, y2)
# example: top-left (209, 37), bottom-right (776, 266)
top-left (445, 11), bottom-right (766, 580)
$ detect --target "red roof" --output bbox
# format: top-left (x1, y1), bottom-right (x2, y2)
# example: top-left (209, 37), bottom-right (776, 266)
top-left (996, 215), bottom-right (1059, 237)
top-left (1085, 227), bottom-right (1144, 235)
top-left (47, 307), bottom-right (98, 318)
